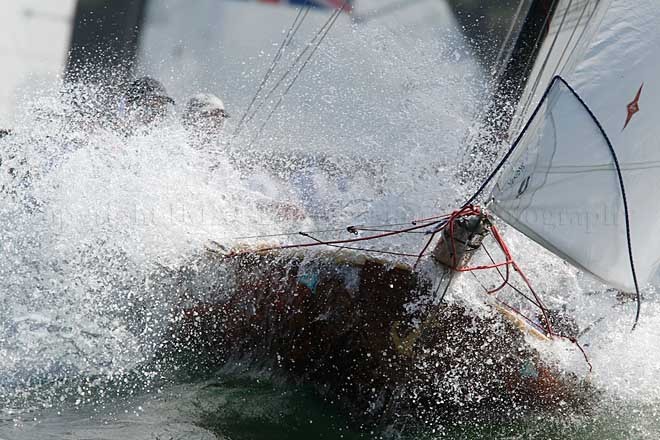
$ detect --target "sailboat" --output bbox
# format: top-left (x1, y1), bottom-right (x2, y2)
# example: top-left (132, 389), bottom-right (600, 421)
top-left (162, 0), bottom-right (658, 426)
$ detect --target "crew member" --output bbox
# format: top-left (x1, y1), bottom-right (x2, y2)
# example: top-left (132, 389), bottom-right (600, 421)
top-left (182, 93), bottom-right (229, 148)
top-left (121, 76), bottom-right (175, 135)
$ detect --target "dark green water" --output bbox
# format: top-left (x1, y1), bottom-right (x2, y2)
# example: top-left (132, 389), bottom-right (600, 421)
top-left (2, 363), bottom-right (659, 440)
top-left (0, 369), bottom-right (365, 440)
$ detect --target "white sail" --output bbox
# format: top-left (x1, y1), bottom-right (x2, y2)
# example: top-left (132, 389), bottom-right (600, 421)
top-left (509, 0), bottom-right (604, 135)
top-left (491, 0), bottom-right (660, 291)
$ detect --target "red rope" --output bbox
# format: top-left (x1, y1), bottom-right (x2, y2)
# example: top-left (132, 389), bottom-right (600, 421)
top-left (444, 209), bottom-right (594, 368)
top-left (219, 203), bottom-right (592, 370)
top-left (450, 215), bottom-right (555, 336)
top-left (412, 212), bottom-right (452, 224)
top-left (221, 218), bottom-right (441, 259)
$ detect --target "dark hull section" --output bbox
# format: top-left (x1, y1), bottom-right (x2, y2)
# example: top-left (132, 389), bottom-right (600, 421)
top-left (164, 249), bottom-right (589, 427)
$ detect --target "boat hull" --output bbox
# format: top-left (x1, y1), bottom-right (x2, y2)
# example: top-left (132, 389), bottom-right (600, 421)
top-left (164, 248), bottom-right (589, 426)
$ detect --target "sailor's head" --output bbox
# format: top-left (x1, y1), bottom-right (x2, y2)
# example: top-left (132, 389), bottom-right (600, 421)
top-left (182, 93), bottom-right (229, 136)
top-left (124, 76), bottom-right (175, 128)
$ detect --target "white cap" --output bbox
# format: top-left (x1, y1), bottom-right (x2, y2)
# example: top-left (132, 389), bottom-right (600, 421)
top-left (185, 93), bottom-right (227, 116)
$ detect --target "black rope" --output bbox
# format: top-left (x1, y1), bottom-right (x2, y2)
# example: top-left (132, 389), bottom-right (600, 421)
top-left (299, 232), bottom-right (420, 257)
top-left (233, 2), bottom-right (311, 138)
top-left (217, 217), bottom-right (441, 242)
top-left (460, 75), bottom-right (560, 209)
top-left (247, 4), bottom-right (346, 147)
top-left (468, 270), bottom-right (489, 294)
top-left (482, 243), bottom-right (542, 308)
top-left (219, 227), bottom-right (347, 241)
top-left (240, 6), bottom-right (341, 133)
top-left (556, 76), bottom-right (642, 330)
top-left (437, 270), bottom-right (454, 303)
top-left (351, 227), bottom-right (427, 234)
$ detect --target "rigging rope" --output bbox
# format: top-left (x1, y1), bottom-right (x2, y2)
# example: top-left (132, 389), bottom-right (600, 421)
top-left (215, 76), bottom-right (636, 369)
top-left (505, 0), bottom-right (556, 136)
top-left (549, 0), bottom-right (590, 79)
top-left (211, 194), bottom-right (593, 369)
top-left (558, 0), bottom-right (600, 75)
top-left (460, 75), bottom-right (558, 210)
top-left (518, 0), bottom-right (574, 126)
top-left (245, 1), bottom-right (348, 147)
top-left (216, 55), bottom-right (636, 369)
top-left (221, 216), bottom-right (443, 256)
top-left (219, 201), bottom-right (591, 367)
top-left (238, 6), bottom-right (340, 133)
top-left (233, 2), bottom-right (312, 138)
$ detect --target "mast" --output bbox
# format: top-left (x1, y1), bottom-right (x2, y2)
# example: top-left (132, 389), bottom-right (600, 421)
top-left (65, 0), bottom-right (148, 83)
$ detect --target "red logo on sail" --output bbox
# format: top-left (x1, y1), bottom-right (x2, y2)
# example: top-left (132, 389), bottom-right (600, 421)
top-left (623, 83), bottom-right (643, 130)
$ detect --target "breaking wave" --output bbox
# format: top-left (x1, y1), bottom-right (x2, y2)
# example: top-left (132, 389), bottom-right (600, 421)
top-left (0, 18), bottom-right (482, 421)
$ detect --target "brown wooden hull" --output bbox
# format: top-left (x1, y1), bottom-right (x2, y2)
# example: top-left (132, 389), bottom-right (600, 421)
top-left (164, 248), bottom-right (590, 427)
